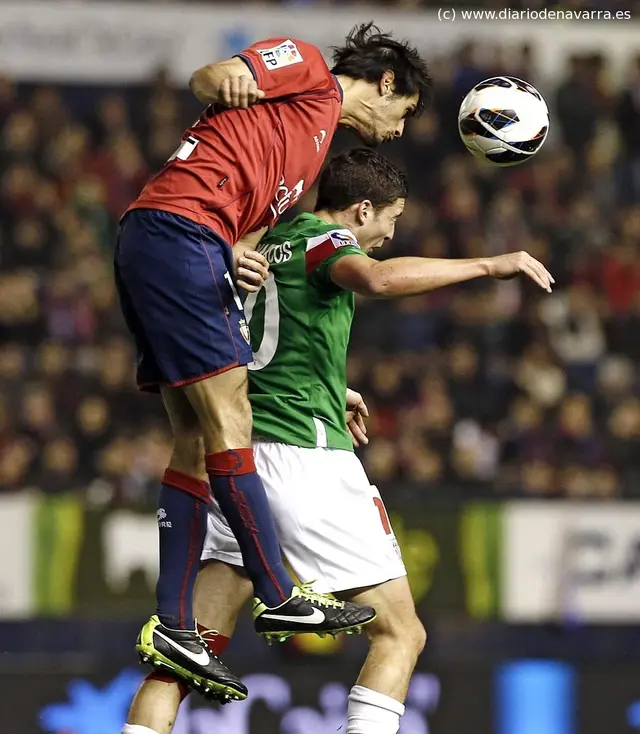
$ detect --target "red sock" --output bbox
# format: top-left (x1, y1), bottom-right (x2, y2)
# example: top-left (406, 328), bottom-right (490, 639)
top-left (198, 622), bottom-right (231, 656)
top-left (145, 671), bottom-right (190, 701)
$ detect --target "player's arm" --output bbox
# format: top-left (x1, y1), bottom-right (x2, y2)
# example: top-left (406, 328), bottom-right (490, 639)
top-left (190, 57), bottom-right (265, 107)
top-left (234, 227), bottom-right (269, 293)
top-left (191, 39), bottom-right (330, 106)
top-left (329, 251), bottom-right (554, 298)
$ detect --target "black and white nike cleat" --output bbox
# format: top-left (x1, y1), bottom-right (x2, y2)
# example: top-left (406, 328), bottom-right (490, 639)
top-left (136, 615), bottom-right (247, 703)
top-left (253, 583), bottom-right (376, 644)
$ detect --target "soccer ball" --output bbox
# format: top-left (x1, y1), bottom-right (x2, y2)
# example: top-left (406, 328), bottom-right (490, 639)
top-left (458, 76), bottom-right (549, 167)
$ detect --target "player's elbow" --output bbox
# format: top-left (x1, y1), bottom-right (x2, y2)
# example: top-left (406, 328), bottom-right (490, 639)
top-left (331, 260), bottom-right (390, 298)
top-left (355, 272), bottom-right (391, 298)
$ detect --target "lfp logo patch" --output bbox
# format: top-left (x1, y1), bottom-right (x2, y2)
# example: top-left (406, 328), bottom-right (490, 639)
top-left (328, 230), bottom-right (359, 249)
top-left (258, 40), bottom-right (303, 71)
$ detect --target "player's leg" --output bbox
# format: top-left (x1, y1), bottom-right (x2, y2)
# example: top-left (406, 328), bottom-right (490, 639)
top-left (116, 228), bottom-right (235, 696)
top-left (248, 444), bottom-right (424, 712)
top-left (181, 367), bottom-right (295, 609)
top-left (257, 443), bottom-right (424, 732)
top-left (125, 562), bottom-right (253, 734)
top-left (154, 385), bottom-right (208, 628)
top-left (337, 578), bottom-right (426, 734)
top-left (136, 388), bottom-right (246, 701)
top-left (199, 441), bottom-right (377, 642)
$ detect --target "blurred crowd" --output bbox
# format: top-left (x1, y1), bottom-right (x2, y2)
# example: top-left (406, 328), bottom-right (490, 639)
top-left (0, 40), bottom-right (639, 503)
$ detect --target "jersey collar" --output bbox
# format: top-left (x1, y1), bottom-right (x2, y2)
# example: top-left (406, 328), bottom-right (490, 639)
top-left (332, 74), bottom-right (344, 102)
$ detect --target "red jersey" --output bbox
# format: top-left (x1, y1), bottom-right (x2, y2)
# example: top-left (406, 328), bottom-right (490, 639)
top-left (126, 38), bottom-right (342, 245)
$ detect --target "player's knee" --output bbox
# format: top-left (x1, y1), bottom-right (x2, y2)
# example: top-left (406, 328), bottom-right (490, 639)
top-left (207, 390), bottom-right (252, 449)
top-left (368, 608), bottom-right (426, 658)
top-left (396, 615), bottom-right (426, 658)
top-left (410, 617), bottom-right (427, 656)
top-left (185, 371), bottom-right (253, 450)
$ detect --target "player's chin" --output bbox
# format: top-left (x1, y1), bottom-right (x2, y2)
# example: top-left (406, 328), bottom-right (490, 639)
top-left (352, 128), bottom-right (380, 148)
top-left (367, 135), bottom-right (385, 148)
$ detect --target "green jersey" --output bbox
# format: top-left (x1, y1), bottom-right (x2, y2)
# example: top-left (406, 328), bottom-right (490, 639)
top-left (244, 213), bottom-right (367, 450)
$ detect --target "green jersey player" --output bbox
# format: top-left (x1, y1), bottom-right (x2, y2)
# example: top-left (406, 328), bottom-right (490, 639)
top-left (246, 213), bottom-right (367, 452)
top-left (123, 149), bottom-right (553, 734)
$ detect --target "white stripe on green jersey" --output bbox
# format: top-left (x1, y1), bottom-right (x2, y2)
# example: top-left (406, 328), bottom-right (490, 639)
top-left (244, 212), bottom-right (367, 450)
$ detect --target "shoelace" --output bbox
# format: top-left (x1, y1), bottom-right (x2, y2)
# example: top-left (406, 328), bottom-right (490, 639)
top-left (297, 582), bottom-right (344, 609)
top-left (195, 622), bottom-right (221, 656)
top-left (199, 627), bottom-right (221, 640)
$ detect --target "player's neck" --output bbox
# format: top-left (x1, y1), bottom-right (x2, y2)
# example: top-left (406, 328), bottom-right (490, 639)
top-left (314, 209), bottom-right (355, 233)
top-left (336, 76), bottom-right (373, 128)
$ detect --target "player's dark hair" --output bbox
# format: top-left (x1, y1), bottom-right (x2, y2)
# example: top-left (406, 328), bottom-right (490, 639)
top-left (331, 22), bottom-right (432, 115)
top-left (315, 148), bottom-right (408, 213)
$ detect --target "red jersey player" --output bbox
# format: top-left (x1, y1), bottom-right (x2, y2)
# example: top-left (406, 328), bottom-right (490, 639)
top-left (114, 23), bottom-right (431, 703)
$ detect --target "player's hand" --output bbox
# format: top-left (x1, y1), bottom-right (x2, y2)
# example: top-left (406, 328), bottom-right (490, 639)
top-left (219, 75), bottom-right (265, 109)
top-left (234, 249), bottom-right (269, 293)
top-left (487, 252), bottom-right (555, 292)
top-left (345, 388), bottom-right (369, 448)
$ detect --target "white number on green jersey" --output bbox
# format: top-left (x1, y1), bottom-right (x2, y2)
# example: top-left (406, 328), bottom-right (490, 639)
top-left (244, 273), bottom-right (280, 370)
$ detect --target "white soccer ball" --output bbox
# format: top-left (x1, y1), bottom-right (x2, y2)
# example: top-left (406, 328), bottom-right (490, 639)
top-left (458, 76), bottom-right (549, 167)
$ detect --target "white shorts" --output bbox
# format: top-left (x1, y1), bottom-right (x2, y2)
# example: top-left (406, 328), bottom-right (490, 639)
top-left (201, 442), bottom-right (406, 594)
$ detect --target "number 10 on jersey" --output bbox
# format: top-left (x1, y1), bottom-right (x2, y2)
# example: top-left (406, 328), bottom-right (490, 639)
top-left (244, 274), bottom-right (280, 371)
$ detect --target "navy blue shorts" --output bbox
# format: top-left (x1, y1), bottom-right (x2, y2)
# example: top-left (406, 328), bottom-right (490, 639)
top-left (114, 210), bottom-right (253, 392)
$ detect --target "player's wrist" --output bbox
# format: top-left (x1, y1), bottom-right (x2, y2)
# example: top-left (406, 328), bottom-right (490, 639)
top-left (479, 257), bottom-right (494, 278)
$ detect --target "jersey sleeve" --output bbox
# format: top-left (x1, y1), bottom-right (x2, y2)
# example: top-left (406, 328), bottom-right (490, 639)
top-left (305, 228), bottom-right (367, 290)
top-left (236, 38), bottom-right (332, 100)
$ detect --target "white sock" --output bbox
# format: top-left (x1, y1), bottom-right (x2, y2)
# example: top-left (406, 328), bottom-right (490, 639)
top-left (347, 685), bottom-right (405, 734)
top-left (122, 726), bottom-right (160, 734)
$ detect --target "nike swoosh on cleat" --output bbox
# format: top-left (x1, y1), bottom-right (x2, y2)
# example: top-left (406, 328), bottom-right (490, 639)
top-left (259, 608), bottom-right (326, 625)
top-left (154, 629), bottom-right (211, 667)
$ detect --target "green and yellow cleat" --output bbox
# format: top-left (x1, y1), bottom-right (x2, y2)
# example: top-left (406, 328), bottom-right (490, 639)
top-left (252, 583), bottom-right (376, 645)
top-left (136, 615), bottom-right (247, 704)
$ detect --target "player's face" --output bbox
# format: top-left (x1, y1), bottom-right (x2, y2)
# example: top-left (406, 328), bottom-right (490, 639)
top-left (359, 93), bottom-right (419, 146)
top-left (359, 198), bottom-right (406, 252)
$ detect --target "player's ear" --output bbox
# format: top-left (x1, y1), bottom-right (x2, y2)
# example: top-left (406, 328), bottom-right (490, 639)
top-left (379, 71), bottom-right (395, 97)
top-left (356, 200), bottom-right (373, 225)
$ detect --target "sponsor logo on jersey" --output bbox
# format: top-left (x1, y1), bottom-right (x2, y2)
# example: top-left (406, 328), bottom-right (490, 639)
top-left (314, 129), bottom-right (327, 152)
top-left (238, 318), bottom-right (251, 345)
top-left (270, 177), bottom-right (305, 219)
top-left (258, 40), bottom-right (303, 71)
top-left (328, 229), bottom-right (359, 249)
